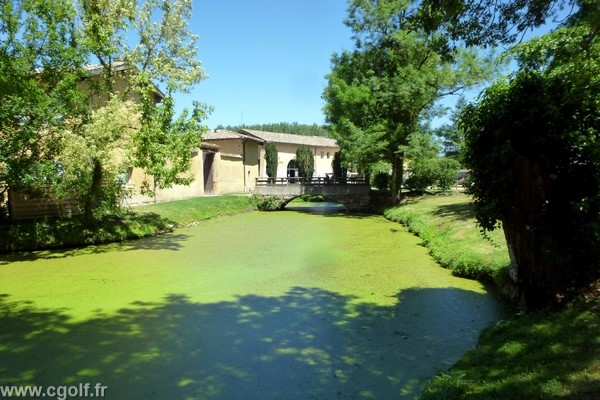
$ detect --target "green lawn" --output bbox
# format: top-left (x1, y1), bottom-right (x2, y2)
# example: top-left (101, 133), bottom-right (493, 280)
top-left (0, 195), bottom-right (253, 252)
top-left (134, 194), bottom-right (254, 226)
top-left (384, 191), bottom-right (510, 283)
top-left (384, 191), bottom-right (600, 400)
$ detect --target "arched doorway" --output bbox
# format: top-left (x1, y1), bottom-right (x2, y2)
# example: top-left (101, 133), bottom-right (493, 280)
top-left (287, 159), bottom-right (298, 180)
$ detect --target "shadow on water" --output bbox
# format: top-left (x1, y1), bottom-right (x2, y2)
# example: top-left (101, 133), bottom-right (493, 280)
top-left (284, 202), bottom-right (382, 222)
top-left (0, 233), bottom-right (191, 265)
top-left (0, 286), bottom-right (504, 399)
top-left (285, 201), bottom-right (347, 214)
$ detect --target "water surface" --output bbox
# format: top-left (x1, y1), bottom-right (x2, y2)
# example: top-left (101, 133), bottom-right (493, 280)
top-left (0, 209), bottom-right (506, 399)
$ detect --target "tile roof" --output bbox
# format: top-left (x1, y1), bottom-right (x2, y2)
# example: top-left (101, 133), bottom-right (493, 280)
top-left (240, 129), bottom-right (339, 148)
top-left (84, 61), bottom-right (128, 76)
top-left (203, 129), bottom-right (264, 142)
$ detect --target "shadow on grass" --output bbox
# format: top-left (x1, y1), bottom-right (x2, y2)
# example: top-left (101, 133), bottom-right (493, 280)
top-left (0, 212), bottom-right (187, 261)
top-left (429, 202), bottom-right (474, 222)
top-left (0, 219), bottom-right (189, 265)
top-left (422, 300), bottom-right (600, 400)
top-left (0, 286), bottom-right (504, 400)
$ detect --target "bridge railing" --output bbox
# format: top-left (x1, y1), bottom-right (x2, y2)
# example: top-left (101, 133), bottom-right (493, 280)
top-left (255, 176), bottom-right (367, 187)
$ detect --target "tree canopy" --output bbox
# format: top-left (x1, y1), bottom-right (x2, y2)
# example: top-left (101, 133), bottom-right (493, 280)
top-left (0, 0), bottom-right (209, 219)
top-left (0, 0), bottom-right (88, 193)
top-left (324, 0), bottom-right (495, 202)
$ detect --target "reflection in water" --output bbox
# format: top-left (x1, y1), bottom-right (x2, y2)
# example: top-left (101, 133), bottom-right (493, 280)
top-left (285, 201), bottom-right (347, 214)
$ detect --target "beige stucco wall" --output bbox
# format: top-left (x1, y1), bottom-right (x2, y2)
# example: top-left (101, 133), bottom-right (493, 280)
top-left (258, 143), bottom-right (339, 178)
top-left (203, 139), bottom-right (260, 193)
top-left (208, 139), bottom-right (242, 193)
top-left (244, 141), bottom-right (260, 192)
top-left (124, 148), bottom-right (205, 206)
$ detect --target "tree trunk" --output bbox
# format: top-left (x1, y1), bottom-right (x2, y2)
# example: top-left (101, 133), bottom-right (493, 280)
top-left (503, 157), bottom-right (578, 310)
top-left (84, 159), bottom-right (103, 224)
top-left (390, 155), bottom-right (403, 204)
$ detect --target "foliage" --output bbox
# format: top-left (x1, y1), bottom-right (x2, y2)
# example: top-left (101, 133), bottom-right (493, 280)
top-left (250, 195), bottom-right (286, 211)
top-left (221, 122), bottom-right (330, 137)
top-left (368, 161), bottom-right (391, 191)
top-left (130, 91), bottom-right (208, 197)
top-left (323, 0), bottom-right (495, 202)
top-left (1, 0), bottom-right (208, 220)
top-left (435, 97), bottom-right (468, 160)
top-left (264, 143), bottom-right (278, 180)
top-left (75, 0), bottom-right (209, 210)
top-left (295, 145), bottom-right (314, 180)
top-left (331, 151), bottom-right (347, 179)
top-left (402, 130), bottom-right (460, 192)
top-left (415, 0), bottom-right (575, 47)
top-left (460, 8), bottom-right (600, 309)
top-left (55, 96), bottom-right (140, 219)
top-left (405, 158), bottom-right (460, 193)
top-left (0, 0), bottom-right (88, 193)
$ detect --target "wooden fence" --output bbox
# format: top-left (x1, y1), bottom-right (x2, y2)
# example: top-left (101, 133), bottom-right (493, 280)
top-left (255, 176), bottom-right (367, 187)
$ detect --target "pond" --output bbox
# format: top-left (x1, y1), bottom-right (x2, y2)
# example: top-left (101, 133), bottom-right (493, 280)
top-left (0, 208), bottom-right (507, 399)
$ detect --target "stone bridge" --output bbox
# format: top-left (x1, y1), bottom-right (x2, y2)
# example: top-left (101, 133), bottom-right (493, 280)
top-left (254, 177), bottom-right (371, 212)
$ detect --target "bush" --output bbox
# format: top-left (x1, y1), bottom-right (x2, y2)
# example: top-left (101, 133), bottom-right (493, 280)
top-left (250, 195), bottom-right (286, 211)
top-left (368, 161), bottom-right (392, 190)
top-left (405, 157), bottom-right (459, 193)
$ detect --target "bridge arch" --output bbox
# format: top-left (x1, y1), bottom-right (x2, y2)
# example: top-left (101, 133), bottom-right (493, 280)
top-left (283, 195), bottom-right (348, 212)
top-left (253, 177), bottom-right (372, 212)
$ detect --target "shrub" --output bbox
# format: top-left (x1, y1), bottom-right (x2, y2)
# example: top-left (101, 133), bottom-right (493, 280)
top-left (405, 157), bottom-right (459, 193)
top-left (250, 195), bottom-right (286, 211)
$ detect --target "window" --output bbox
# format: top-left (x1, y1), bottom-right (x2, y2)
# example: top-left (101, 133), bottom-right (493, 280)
top-left (327, 152), bottom-right (330, 159)
top-left (321, 151), bottom-right (324, 158)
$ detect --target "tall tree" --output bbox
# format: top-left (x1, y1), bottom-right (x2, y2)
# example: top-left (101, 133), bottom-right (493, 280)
top-left (295, 146), bottom-right (315, 181)
top-left (0, 0), bottom-right (87, 196)
top-left (264, 143), bottom-right (278, 183)
top-left (74, 0), bottom-right (209, 215)
top-left (461, 1), bottom-right (600, 309)
top-left (59, 96), bottom-right (140, 218)
top-left (324, 0), bottom-right (494, 203)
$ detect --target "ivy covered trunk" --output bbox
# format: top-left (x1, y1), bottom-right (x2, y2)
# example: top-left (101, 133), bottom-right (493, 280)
top-left (502, 157), bottom-right (567, 309)
top-left (502, 157), bottom-right (578, 309)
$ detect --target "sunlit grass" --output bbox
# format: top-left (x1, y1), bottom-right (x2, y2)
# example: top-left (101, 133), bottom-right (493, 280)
top-left (134, 194), bottom-right (253, 227)
top-left (384, 191), bottom-right (509, 282)
top-left (0, 195), bottom-right (253, 252)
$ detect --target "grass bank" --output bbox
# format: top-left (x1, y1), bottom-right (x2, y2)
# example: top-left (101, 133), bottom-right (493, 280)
top-left (384, 191), bottom-right (510, 283)
top-left (384, 191), bottom-right (600, 400)
top-left (0, 195), bottom-right (253, 252)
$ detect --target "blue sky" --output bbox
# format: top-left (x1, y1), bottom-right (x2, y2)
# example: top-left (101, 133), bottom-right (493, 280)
top-left (176, 1), bottom-right (570, 130)
top-left (177, 0), bottom-right (354, 129)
